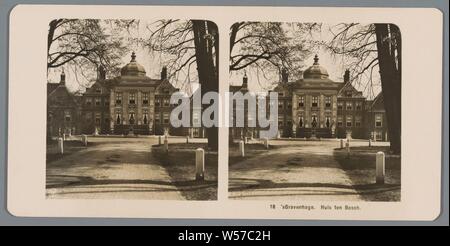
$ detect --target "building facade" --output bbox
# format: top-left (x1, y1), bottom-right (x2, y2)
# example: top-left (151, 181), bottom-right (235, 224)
top-left (229, 55), bottom-right (389, 141)
top-left (47, 52), bottom-right (183, 137)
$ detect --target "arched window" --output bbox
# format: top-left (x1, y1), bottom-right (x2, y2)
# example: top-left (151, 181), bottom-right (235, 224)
top-left (116, 114), bottom-right (121, 125)
top-left (129, 113), bottom-right (135, 125)
top-left (143, 114), bottom-right (148, 125)
top-left (311, 115), bottom-right (318, 128)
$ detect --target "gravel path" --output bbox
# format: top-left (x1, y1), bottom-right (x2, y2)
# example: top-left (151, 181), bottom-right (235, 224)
top-left (229, 139), bottom-right (388, 201)
top-left (46, 136), bottom-right (184, 200)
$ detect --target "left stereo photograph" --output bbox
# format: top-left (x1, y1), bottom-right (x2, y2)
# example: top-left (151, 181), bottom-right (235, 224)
top-left (45, 19), bottom-right (219, 200)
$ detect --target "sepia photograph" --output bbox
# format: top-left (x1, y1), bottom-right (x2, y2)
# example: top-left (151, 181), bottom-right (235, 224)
top-left (228, 22), bottom-right (401, 201)
top-left (45, 19), bottom-right (219, 200)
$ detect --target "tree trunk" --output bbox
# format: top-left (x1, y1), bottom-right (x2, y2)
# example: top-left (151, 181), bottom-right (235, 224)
top-left (375, 24), bottom-right (401, 154)
top-left (192, 20), bottom-right (219, 150)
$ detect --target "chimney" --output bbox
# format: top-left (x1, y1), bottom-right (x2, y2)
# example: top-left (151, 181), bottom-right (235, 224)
top-left (242, 71), bottom-right (248, 87)
top-left (98, 65), bottom-right (106, 80)
top-left (344, 69), bottom-right (350, 83)
top-left (161, 66), bottom-right (167, 80)
top-left (60, 68), bottom-right (66, 85)
top-left (281, 68), bottom-right (289, 83)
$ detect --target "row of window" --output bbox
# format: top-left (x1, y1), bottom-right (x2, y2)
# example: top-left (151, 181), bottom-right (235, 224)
top-left (337, 101), bottom-right (363, 111)
top-left (115, 92), bottom-right (150, 105)
top-left (297, 96), bottom-right (332, 108)
top-left (85, 97), bottom-right (109, 107)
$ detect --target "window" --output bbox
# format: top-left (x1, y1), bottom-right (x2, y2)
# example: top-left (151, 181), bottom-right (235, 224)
top-left (355, 116), bottom-right (362, 127)
top-left (346, 116), bottom-right (353, 127)
top-left (95, 113), bottom-right (101, 124)
top-left (64, 110), bottom-right (71, 122)
top-left (375, 114), bottom-right (383, 127)
top-left (129, 93), bottom-right (136, 105)
top-left (346, 102), bottom-right (353, 110)
top-left (311, 115), bottom-right (318, 128)
top-left (143, 110), bottom-right (149, 125)
top-left (299, 96), bottom-right (304, 107)
top-left (142, 93), bottom-right (149, 105)
top-left (95, 87), bottom-right (102, 93)
top-left (325, 96), bottom-right (332, 108)
top-left (163, 89), bottom-right (170, 94)
top-left (155, 98), bottom-right (161, 107)
top-left (346, 91), bottom-right (352, 97)
top-left (163, 112), bottom-right (169, 124)
top-left (337, 116), bottom-right (343, 127)
top-left (115, 113), bottom-right (121, 125)
top-left (129, 112), bottom-right (135, 125)
top-left (299, 116), bottom-right (304, 128)
top-left (325, 116), bottom-right (331, 128)
top-left (312, 96), bottom-right (318, 107)
top-left (155, 114), bottom-right (161, 124)
top-left (356, 102), bottom-right (362, 110)
top-left (287, 101), bottom-right (292, 109)
top-left (278, 101), bottom-right (284, 109)
top-left (337, 101), bottom-right (344, 110)
top-left (163, 98), bottom-right (170, 107)
top-left (278, 92), bottom-right (284, 97)
top-left (115, 92), bottom-right (122, 105)
top-left (376, 131), bottom-right (382, 140)
top-left (85, 98), bottom-right (92, 106)
top-left (95, 98), bottom-right (101, 106)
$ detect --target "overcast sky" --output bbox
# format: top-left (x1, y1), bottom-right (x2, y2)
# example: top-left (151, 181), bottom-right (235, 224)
top-left (48, 21), bottom-right (381, 100)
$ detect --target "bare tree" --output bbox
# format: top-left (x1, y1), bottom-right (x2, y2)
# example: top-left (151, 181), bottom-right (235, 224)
top-left (47, 19), bottom-right (128, 86)
top-left (229, 22), bottom-right (317, 86)
top-left (143, 20), bottom-right (219, 150)
top-left (325, 23), bottom-right (401, 154)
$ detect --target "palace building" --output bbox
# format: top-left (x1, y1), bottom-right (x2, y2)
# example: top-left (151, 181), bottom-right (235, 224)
top-left (47, 52), bottom-right (182, 137)
top-left (229, 55), bottom-right (389, 141)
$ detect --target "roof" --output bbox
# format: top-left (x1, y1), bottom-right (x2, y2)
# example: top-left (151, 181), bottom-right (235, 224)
top-left (370, 92), bottom-right (385, 111)
top-left (303, 55), bottom-right (329, 80)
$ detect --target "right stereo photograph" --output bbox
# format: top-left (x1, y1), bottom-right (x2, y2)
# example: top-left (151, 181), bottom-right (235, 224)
top-left (228, 22), bottom-right (401, 202)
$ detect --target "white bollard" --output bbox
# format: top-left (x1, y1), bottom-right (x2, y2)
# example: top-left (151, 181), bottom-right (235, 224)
top-left (369, 139), bottom-right (372, 147)
top-left (186, 135), bottom-right (189, 144)
top-left (340, 139), bottom-right (344, 149)
top-left (239, 140), bottom-right (245, 157)
top-left (264, 137), bottom-right (269, 149)
top-left (164, 139), bottom-right (169, 152)
top-left (376, 151), bottom-right (385, 184)
top-left (82, 135), bottom-right (88, 146)
top-left (195, 148), bottom-right (205, 181)
top-left (158, 135), bottom-right (162, 145)
top-left (57, 137), bottom-right (64, 154)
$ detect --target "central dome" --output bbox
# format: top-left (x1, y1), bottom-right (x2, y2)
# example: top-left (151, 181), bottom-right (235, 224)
top-left (120, 52), bottom-right (146, 77)
top-left (303, 55), bottom-right (329, 79)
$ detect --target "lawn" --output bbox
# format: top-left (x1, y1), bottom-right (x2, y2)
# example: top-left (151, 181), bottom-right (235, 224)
top-left (151, 142), bottom-right (218, 200)
top-left (333, 146), bottom-right (401, 201)
top-left (46, 139), bottom-right (87, 163)
top-left (229, 141), bottom-right (279, 166)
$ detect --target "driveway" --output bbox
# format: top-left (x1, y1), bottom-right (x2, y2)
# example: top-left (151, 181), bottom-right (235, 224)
top-left (229, 139), bottom-right (390, 201)
top-left (46, 136), bottom-right (184, 200)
